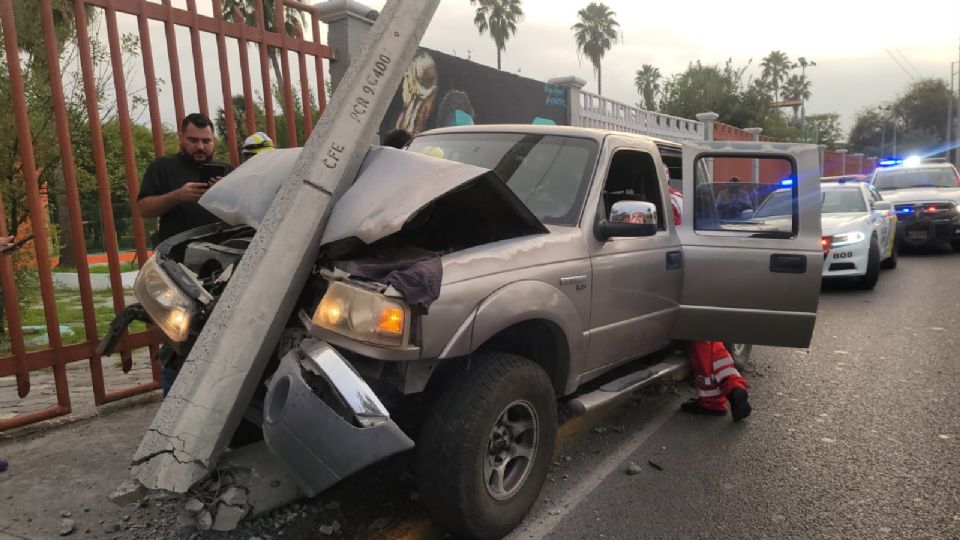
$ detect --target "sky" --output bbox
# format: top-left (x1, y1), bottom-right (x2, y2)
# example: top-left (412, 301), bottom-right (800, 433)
top-left (375, 0), bottom-right (960, 132)
top-left (114, 0), bottom-right (960, 136)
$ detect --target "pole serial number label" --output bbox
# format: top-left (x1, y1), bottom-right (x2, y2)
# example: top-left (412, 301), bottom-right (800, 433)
top-left (349, 54), bottom-right (392, 124)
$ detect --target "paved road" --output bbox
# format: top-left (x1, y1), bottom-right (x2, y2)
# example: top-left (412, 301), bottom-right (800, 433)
top-left (2, 248), bottom-right (958, 540)
top-left (511, 246), bottom-right (960, 540)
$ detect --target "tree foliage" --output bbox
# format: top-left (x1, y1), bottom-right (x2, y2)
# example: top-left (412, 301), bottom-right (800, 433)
top-left (848, 78), bottom-right (957, 156)
top-left (760, 50), bottom-right (793, 102)
top-left (805, 113), bottom-right (843, 147)
top-left (470, 0), bottom-right (524, 71)
top-left (571, 2), bottom-right (619, 95)
top-left (634, 64), bottom-right (661, 111)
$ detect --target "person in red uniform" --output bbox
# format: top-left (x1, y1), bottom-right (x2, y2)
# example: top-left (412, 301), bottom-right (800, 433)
top-left (666, 165), bottom-right (751, 421)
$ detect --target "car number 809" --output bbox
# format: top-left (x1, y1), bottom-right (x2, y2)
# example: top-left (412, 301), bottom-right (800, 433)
top-left (832, 252), bottom-right (854, 259)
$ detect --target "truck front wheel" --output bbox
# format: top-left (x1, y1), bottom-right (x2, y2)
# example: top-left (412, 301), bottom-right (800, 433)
top-left (417, 352), bottom-right (557, 540)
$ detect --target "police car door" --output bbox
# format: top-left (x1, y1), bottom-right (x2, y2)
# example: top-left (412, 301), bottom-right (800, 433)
top-left (671, 141), bottom-right (821, 348)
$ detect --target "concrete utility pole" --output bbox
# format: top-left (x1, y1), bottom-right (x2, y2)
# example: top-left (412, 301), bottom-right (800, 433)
top-left (132, 0), bottom-right (441, 493)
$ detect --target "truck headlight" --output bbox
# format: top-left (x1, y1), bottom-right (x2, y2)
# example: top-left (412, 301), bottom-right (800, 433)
top-left (830, 231), bottom-right (866, 247)
top-left (312, 281), bottom-right (409, 347)
top-left (133, 256), bottom-right (196, 342)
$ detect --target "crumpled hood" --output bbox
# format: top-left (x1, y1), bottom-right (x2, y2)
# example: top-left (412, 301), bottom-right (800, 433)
top-left (821, 213), bottom-right (869, 236)
top-left (878, 187), bottom-right (960, 205)
top-left (200, 146), bottom-right (547, 246)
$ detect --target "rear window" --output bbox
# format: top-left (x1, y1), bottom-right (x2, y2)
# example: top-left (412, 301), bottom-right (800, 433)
top-left (873, 167), bottom-right (958, 190)
top-left (821, 188), bottom-right (867, 213)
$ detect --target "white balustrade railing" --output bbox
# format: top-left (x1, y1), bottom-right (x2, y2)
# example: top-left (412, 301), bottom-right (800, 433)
top-left (576, 90), bottom-right (704, 142)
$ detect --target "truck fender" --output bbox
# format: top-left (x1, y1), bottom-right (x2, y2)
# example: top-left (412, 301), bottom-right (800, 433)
top-left (438, 281), bottom-right (585, 386)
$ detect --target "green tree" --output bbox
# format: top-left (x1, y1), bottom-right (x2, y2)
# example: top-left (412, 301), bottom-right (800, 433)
top-left (221, 0), bottom-right (305, 92)
top-left (782, 74), bottom-right (812, 120)
top-left (571, 2), bottom-right (620, 95)
top-left (470, 0), bottom-right (524, 71)
top-left (634, 64), bottom-right (661, 111)
top-left (760, 50), bottom-right (793, 102)
top-left (805, 113), bottom-right (843, 147)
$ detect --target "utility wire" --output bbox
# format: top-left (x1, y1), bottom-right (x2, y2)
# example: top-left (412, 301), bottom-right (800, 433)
top-left (895, 48), bottom-right (924, 79)
top-left (884, 47), bottom-right (916, 81)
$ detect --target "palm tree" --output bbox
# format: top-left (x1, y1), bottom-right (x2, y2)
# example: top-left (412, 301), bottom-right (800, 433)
top-left (760, 50), bottom-right (793, 102)
top-left (783, 74), bottom-right (812, 120)
top-left (572, 2), bottom-right (620, 95)
top-left (470, 0), bottom-right (524, 71)
top-left (634, 64), bottom-right (661, 111)
top-left (222, 0), bottom-right (305, 91)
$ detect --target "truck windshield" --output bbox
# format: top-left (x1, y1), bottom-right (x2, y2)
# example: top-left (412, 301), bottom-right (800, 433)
top-left (821, 188), bottom-right (867, 213)
top-left (873, 168), bottom-right (958, 190)
top-left (408, 133), bottom-right (598, 226)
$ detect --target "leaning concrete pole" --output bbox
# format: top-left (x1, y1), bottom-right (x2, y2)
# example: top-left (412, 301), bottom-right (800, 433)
top-left (133, 0), bottom-right (441, 492)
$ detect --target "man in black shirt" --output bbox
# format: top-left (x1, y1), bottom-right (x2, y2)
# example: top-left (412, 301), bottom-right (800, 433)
top-left (138, 113), bottom-right (231, 395)
top-left (138, 113), bottom-right (231, 246)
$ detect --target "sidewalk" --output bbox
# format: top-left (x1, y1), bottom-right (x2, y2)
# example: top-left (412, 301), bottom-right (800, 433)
top-left (1, 349), bottom-right (157, 429)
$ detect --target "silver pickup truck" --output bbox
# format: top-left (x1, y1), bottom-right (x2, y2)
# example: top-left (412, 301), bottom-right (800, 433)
top-left (102, 124), bottom-right (822, 539)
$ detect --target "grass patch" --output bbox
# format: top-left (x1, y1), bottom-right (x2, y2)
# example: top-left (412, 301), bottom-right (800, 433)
top-left (55, 261), bottom-right (140, 274)
top-left (1, 288), bottom-right (145, 354)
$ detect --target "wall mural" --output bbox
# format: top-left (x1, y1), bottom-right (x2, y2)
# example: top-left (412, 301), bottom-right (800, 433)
top-left (380, 48), bottom-right (570, 140)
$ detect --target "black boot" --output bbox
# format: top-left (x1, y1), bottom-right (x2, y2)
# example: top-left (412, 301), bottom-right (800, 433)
top-left (728, 388), bottom-right (752, 421)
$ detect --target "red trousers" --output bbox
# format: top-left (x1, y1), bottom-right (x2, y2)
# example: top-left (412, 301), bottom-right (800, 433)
top-left (689, 341), bottom-right (748, 412)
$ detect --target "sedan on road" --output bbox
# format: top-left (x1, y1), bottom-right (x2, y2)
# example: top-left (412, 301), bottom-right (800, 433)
top-left (820, 181), bottom-right (897, 289)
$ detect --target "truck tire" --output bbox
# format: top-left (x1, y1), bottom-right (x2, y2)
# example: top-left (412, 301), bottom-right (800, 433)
top-left (724, 342), bottom-right (753, 370)
top-left (858, 236), bottom-right (881, 290)
top-left (951, 239), bottom-right (960, 252)
top-left (417, 352), bottom-right (557, 540)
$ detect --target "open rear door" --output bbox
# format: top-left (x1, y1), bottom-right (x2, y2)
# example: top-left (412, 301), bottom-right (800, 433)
top-left (671, 141), bottom-right (821, 348)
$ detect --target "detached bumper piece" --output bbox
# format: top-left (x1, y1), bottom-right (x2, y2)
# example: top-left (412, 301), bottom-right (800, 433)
top-left (262, 339), bottom-right (414, 497)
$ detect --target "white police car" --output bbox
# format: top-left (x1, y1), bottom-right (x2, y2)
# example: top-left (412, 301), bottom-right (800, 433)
top-left (820, 180), bottom-right (897, 289)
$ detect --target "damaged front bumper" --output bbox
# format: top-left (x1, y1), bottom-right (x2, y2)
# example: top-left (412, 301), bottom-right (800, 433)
top-left (262, 338), bottom-right (414, 497)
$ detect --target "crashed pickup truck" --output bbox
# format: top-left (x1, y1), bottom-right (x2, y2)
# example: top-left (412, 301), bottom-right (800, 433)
top-left (101, 124), bottom-right (822, 539)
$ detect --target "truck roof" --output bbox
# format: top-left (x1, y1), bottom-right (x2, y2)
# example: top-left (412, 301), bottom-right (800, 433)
top-left (417, 124), bottom-right (683, 151)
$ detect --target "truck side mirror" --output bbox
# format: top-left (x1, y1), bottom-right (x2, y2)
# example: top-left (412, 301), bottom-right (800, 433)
top-left (596, 201), bottom-right (659, 240)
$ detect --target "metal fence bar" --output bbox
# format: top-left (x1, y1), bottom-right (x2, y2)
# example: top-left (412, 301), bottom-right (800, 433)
top-left (255, 0), bottom-right (276, 140)
top-left (213, 0), bottom-right (240, 166)
top-left (105, 5), bottom-right (152, 376)
top-left (40, 0), bottom-right (101, 385)
top-left (234, 5), bottom-right (258, 137)
top-left (298, 44), bottom-right (313, 138)
top-left (311, 11), bottom-right (327, 115)
top-left (0, 0), bottom-right (70, 414)
top-left (73, 1), bottom-right (134, 402)
top-left (186, 0), bottom-right (209, 117)
top-left (162, 0), bottom-right (186, 124)
top-left (276, 0), bottom-right (297, 146)
top-left (138, 12), bottom-right (167, 157)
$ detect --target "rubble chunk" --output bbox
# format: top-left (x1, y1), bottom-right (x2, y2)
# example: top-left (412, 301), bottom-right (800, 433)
top-left (196, 511), bottom-right (213, 531)
top-left (626, 463), bottom-right (642, 475)
top-left (109, 481), bottom-right (147, 506)
top-left (213, 502), bottom-right (248, 531)
top-left (219, 486), bottom-right (249, 507)
top-left (59, 518), bottom-right (76, 536)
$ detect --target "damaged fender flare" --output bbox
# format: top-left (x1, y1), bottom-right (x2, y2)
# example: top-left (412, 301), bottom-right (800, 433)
top-left (439, 280), bottom-right (581, 394)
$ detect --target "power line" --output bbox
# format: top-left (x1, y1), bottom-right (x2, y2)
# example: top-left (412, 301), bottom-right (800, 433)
top-left (884, 47), bottom-right (916, 81)
top-left (895, 48), bottom-right (924, 79)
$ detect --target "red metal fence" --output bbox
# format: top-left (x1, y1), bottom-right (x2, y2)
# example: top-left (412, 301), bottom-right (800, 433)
top-left (0, 0), bottom-right (331, 431)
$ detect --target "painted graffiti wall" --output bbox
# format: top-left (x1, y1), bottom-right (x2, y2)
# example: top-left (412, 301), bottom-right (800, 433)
top-left (380, 48), bottom-right (569, 140)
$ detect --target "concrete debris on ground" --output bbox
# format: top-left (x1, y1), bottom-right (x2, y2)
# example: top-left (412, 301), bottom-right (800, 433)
top-left (109, 481), bottom-right (147, 506)
top-left (196, 510), bottom-right (213, 531)
top-left (318, 520), bottom-right (341, 535)
top-left (59, 518), bottom-right (75, 536)
top-left (626, 463), bottom-right (642, 475)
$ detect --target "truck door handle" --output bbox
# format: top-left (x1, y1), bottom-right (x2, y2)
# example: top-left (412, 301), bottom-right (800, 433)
top-left (666, 250), bottom-right (682, 270)
top-left (769, 254), bottom-right (807, 274)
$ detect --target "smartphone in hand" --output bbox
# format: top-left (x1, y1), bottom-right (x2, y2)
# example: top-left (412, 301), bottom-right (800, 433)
top-left (199, 163), bottom-right (228, 185)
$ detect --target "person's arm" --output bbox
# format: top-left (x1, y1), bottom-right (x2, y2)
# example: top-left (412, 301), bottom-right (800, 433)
top-left (138, 182), bottom-right (209, 217)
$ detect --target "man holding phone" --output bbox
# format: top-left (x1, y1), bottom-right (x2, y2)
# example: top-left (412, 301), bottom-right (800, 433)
top-left (138, 113), bottom-right (232, 247)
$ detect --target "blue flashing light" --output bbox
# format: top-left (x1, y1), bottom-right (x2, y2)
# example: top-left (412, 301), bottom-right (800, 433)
top-left (878, 158), bottom-right (902, 167)
top-left (896, 207), bottom-right (912, 214)
top-left (779, 178), bottom-right (795, 187)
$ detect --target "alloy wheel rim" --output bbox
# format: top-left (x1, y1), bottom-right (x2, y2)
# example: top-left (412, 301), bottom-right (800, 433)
top-left (483, 399), bottom-right (539, 501)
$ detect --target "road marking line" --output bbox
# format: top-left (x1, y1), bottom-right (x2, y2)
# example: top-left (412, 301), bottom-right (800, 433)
top-left (506, 399), bottom-right (681, 540)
